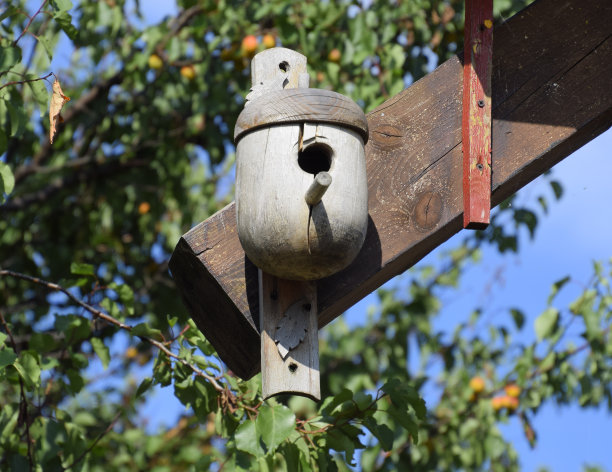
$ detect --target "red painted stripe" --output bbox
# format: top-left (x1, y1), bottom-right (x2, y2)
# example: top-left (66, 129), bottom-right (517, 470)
top-left (463, 0), bottom-right (493, 229)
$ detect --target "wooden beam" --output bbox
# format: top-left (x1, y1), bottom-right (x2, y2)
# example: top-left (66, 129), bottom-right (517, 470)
top-left (169, 0), bottom-right (612, 379)
top-left (462, 0), bottom-right (493, 229)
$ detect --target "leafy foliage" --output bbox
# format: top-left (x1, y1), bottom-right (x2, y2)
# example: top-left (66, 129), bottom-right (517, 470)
top-left (2, 0), bottom-right (611, 470)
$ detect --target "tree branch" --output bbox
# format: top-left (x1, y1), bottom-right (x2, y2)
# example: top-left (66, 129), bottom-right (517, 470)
top-left (12, 0), bottom-right (49, 47)
top-left (0, 269), bottom-right (225, 392)
top-left (0, 72), bottom-right (53, 91)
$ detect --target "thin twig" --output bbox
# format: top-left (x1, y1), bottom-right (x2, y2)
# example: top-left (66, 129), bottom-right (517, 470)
top-left (0, 269), bottom-right (224, 392)
top-left (13, 0), bottom-right (49, 47)
top-left (0, 72), bottom-right (53, 91)
top-left (62, 410), bottom-right (122, 470)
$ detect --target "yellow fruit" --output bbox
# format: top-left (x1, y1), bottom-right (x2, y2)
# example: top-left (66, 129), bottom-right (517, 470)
top-left (138, 201), bottom-right (150, 214)
top-left (241, 35), bottom-right (258, 57)
top-left (505, 395), bottom-right (519, 411)
top-left (126, 346), bottom-right (138, 359)
top-left (491, 396), bottom-right (505, 411)
top-left (469, 376), bottom-right (486, 394)
top-left (148, 54), bottom-right (163, 70)
top-left (328, 48), bottom-right (341, 63)
top-left (504, 383), bottom-right (521, 398)
top-left (262, 33), bottom-right (276, 49)
top-left (180, 65), bottom-right (196, 81)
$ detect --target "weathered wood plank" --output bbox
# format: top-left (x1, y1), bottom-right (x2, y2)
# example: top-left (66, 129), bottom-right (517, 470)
top-left (260, 275), bottom-right (320, 400)
top-left (462, 0), bottom-right (493, 229)
top-left (169, 0), bottom-right (612, 379)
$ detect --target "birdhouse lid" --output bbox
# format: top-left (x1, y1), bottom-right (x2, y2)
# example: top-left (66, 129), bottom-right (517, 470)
top-left (234, 88), bottom-right (369, 143)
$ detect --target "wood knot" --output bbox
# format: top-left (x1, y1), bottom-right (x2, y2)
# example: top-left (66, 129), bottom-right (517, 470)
top-left (414, 191), bottom-right (442, 230)
top-left (370, 124), bottom-right (403, 148)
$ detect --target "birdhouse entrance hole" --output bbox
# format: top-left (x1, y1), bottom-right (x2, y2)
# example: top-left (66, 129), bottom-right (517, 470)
top-left (298, 143), bottom-right (332, 175)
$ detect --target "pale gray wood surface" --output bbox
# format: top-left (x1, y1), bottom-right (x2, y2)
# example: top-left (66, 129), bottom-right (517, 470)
top-left (260, 273), bottom-right (320, 400)
top-left (236, 123), bottom-right (368, 280)
top-left (305, 171), bottom-right (332, 206)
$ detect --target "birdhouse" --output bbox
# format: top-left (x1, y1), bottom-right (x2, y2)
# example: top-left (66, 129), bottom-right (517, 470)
top-left (234, 48), bottom-right (369, 281)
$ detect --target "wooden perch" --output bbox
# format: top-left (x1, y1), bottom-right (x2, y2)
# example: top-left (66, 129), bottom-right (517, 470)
top-left (169, 0), bottom-right (612, 379)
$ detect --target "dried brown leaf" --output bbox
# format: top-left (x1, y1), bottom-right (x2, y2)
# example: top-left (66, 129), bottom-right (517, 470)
top-left (49, 78), bottom-right (70, 144)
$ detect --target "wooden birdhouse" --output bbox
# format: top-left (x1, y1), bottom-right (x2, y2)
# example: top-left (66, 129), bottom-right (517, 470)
top-left (234, 48), bottom-right (369, 281)
top-left (232, 48), bottom-right (369, 400)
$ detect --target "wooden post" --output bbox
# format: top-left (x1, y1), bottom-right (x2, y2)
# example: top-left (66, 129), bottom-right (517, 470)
top-left (259, 273), bottom-right (319, 400)
top-left (462, 0), bottom-right (493, 229)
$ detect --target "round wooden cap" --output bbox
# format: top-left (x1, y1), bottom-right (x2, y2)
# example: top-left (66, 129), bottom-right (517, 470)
top-left (234, 88), bottom-right (369, 143)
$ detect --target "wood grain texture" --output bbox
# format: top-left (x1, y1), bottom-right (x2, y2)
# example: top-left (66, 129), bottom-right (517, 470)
top-left (236, 123), bottom-right (368, 280)
top-left (169, 0), bottom-right (612, 379)
top-left (462, 0), bottom-right (493, 229)
top-left (260, 274), bottom-right (320, 400)
top-left (235, 89), bottom-right (369, 142)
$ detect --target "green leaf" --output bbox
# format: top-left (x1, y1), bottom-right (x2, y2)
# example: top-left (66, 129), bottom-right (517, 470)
top-left (326, 428), bottom-right (362, 466)
top-left (30, 333), bottom-right (56, 353)
top-left (14, 351), bottom-right (40, 387)
top-left (0, 45), bottom-right (21, 72)
top-left (353, 391), bottom-right (373, 411)
top-left (510, 308), bottom-right (525, 330)
top-left (550, 180), bottom-right (563, 199)
top-left (153, 352), bottom-right (172, 387)
top-left (54, 314), bottom-right (91, 342)
top-left (26, 78), bottom-right (49, 117)
top-left (52, 0), bottom-right (74, 10)
top-left (235, 419), bottom-right (264, 457)
top-left (386, 404), bottom-right (419, 443)
top-left (0, 6), bottom-right (20, 21)
top-left (539, 351), bottom-right (556, 371)
top-left (320, 388), bottom-right (353, 415)
top-left (116, 284), bottom-right (134, 314)
top-left (66, 368), bottom-right (84, 393)
top-left (363, 417), bottom-right (394, 451)
top-left (38, 36), bottom-right (54, 61)
top-left (548, 276), bottom-right (570, 305)
top-left (70, 262), bottom-right (95, 276)
top-left (513, 209), bottom-right (538, 238)
top-left (534, 307), bottom-right (559, 341)
top-left (90, 337), bottom-right (110, 369)
top-left (381, 379), bottom-right (426, 419)
top-left (0, 349), bottom-right (17, 369)
top-left (53, 11), bottom-right (78, 39)
top-left (570, 289), bottom-right (596, 315)
top-left (131, 323), bottom-right (162, 339)
top-left (279, 443), bottom-right (301, 472)
top-left (257, 404), bottom-right (296, 454)
top-left (135, 377), bottom-right (153, 397)
top-left (0, 162), bottom-right (15, 198)
top-left (6, 101), bottom-right (26, 138)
